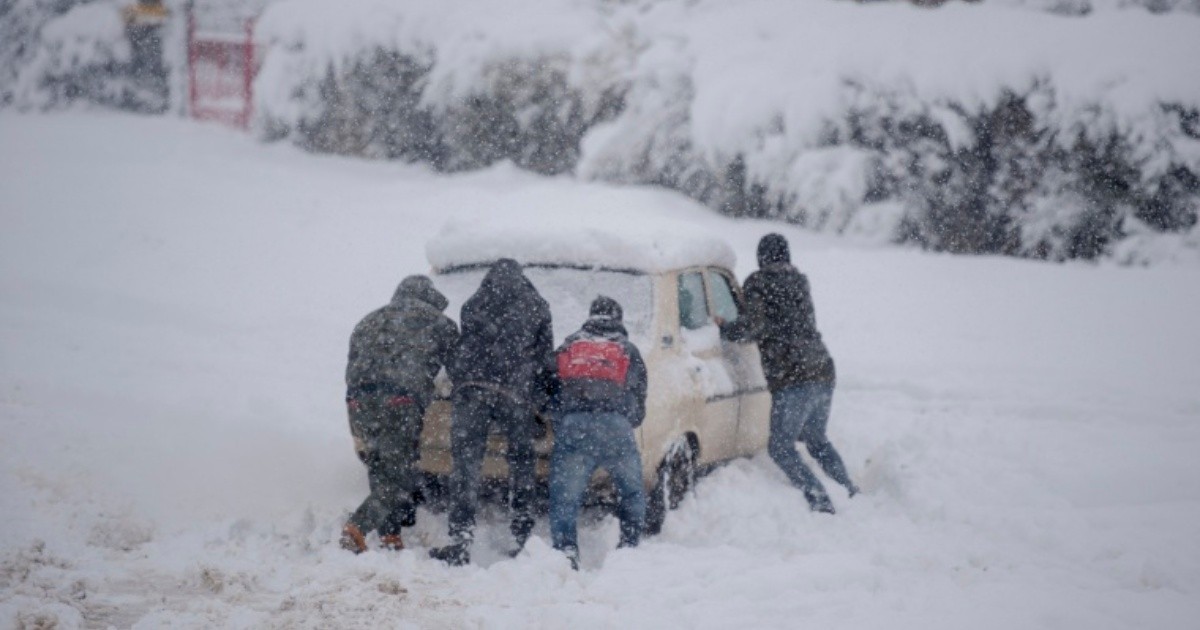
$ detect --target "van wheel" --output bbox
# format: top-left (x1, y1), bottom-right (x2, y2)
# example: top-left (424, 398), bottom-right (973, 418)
top-left (644, 440), bottom-right (696, 536)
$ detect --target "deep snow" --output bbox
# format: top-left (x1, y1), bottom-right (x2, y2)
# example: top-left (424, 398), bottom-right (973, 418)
top-left (1, 113), bottom-right (1199, 628)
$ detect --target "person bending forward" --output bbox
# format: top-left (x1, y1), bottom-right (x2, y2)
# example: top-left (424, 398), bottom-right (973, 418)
top-left (549, 296), bottom-right (648, 570)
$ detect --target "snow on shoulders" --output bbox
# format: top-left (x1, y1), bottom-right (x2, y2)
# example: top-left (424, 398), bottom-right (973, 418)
top-left (425, 206), bottom-right (736, 274)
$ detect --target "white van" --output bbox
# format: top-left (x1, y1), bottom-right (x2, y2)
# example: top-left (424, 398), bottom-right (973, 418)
top-left (413, 224), bottom-right (772, 533)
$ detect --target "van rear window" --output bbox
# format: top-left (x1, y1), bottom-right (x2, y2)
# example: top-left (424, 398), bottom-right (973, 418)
top-left (433, 267), bottom-right (654, 346)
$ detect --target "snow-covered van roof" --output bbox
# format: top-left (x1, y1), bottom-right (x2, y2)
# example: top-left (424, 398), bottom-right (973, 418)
top-left (426, 215), bottom-right (736, 274)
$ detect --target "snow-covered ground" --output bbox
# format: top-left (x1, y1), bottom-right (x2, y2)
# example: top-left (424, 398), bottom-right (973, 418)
top-left (1, 113), bottom-right (1199, 628)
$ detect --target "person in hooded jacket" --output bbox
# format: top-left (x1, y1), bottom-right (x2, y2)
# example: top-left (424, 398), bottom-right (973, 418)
top-left (341, 275), bottom-right (459, 553)
top-left (718, 234), bottom-right (858, 513)
top-left (547, 296), bottom-right (648, 570)
top-left (430, 258), bottom-right (554, 566)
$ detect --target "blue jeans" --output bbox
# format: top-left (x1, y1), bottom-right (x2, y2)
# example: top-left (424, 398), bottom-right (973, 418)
top-left (769, 383), bottom-right (855, 507)
top-left (549, 412), bottom-right (646, 555)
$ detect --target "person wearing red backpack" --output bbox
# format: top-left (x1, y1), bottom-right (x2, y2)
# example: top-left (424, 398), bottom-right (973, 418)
top-left (548, 296), bottom-right (648, 570)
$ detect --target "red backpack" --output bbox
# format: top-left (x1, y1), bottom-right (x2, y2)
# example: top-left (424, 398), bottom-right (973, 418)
top-left (557, 339), bottom-right (630, 384)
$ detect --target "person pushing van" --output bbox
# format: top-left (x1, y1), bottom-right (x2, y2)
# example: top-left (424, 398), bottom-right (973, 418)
top-left (718, 234), bottom-right (858, 513)
top-left (341, 275), bottom-right (459, 553)
top-left (430, 259), bottom-right (554, 566)
top-left (548, 296), bottom-right (648, 570)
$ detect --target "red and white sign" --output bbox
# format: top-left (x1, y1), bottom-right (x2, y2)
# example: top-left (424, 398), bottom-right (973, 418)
top-left (187, 9), bottom-right (259, 129)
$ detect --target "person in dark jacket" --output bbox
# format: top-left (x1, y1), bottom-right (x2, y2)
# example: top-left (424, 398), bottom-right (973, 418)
top-left (341, 275), bottom-right (459, 553)
top-left (547, 296), bottom-right (648, 570)
top-left (719, 234), bottom-right (858, 513)
top-left (430, 258), bottom-right (554, 566)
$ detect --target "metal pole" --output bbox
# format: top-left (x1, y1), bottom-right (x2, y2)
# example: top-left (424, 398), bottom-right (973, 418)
top-left (242, 18), bottom-right (255, 129)
top-left (186, 1), bottom-right (197, 120)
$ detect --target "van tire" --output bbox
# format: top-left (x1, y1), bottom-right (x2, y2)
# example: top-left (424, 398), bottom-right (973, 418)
top-left (643, 439), bottom-right (697, 536)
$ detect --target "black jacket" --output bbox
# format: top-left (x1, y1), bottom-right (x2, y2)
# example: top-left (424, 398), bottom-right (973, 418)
top-left (550, 317), bottom-right (648, 427)
top-left (721, 262), bottom-right (835, 390)
top-left (346, 275), bottom-right (459, 407)
top-left (447, 259), bottom-right (554, 405)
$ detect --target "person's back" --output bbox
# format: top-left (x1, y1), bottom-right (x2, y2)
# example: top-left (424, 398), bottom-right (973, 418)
top-left (740, 261), bottom-right (835, 390)
top-left (552, 304), bottom-right (646, 425)
top-left (448, 258), bottom-right (553, 400)
top-left (347, 276), bottom-right (459, 408)
top-left (722, 233), bottom-right (834, 390)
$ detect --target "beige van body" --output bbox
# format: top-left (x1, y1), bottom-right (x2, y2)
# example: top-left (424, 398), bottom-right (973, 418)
top-left (413, 261), bottom-right (772, 490)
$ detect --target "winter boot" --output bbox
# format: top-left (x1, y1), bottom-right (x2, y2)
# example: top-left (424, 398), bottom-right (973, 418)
top-left (398, 502), bottom-right (417, 528)
top-left (561, 546), bottom-right (580, 571)
top-left (506, 530), bottom-right (532, 558)
top-left (380, 533), bottom-right (404, 551)
top-left (429, 542), bottom-right (470, 566)
top-left (512, 514), bottom-right (534, 550)
top-left (617, 521), bottom-right (640, 549)
top-left (805, 489), bottom-right (836, 515)
top-left (847, 483), bottom-right (861, 499)
top-left (340, 523), bottom-right (368, 554)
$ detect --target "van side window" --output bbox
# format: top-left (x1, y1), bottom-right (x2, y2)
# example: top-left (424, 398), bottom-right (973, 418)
top-left (707, 270), bottom-right (739, 323)
top-left (678, 272), bottom-right (709, 330)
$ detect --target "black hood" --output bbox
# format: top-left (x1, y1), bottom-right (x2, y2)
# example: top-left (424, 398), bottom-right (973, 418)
top-left (392, 275), bottom-right (449, 311)
top-left (459, 258), bottom-right (541, 342)
top-left (757, 233), bottom-right (791, 267)
top-left (479, 258), bottom-right (529, 295)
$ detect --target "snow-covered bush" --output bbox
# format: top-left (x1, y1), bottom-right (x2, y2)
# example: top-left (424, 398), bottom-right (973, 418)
top-left (256, 0), bottom-right (1200, 262)
top-left (587, 1), bottom-right (1200, 260)
top-left (2, 0), bottom-right (170, 112)
top-left (11, 2), bottom-right (135, 110)
top-left (0, 0), bottom-right (83, 107)
top-left (991, 0), bottom-right (1200, 14)
top-left (255, 0), bottom-right (624, 174)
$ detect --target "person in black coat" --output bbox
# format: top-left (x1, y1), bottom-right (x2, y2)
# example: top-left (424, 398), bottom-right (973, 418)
top-left (720, 234), bottom-right (858, 513)
top-left (340, 275), bottom-right (458, 554)
top-left (430, 258), bottom-right (554, 566)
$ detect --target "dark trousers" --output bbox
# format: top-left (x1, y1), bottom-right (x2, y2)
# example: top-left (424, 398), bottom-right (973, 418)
top-left (348, 392), bottom-right (423, 536)
top-left (447, 387), bottom-right (537, 546)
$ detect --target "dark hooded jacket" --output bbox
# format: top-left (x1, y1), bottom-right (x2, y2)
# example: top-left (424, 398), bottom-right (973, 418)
top-left (346, 275), bottom-right (460, 408)
top-left (447, 259), bottom-right (554, 404)
top-left (720, 234), bottom-right (835, 390)
top-left (550, 296), bottom-right (648, 426)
